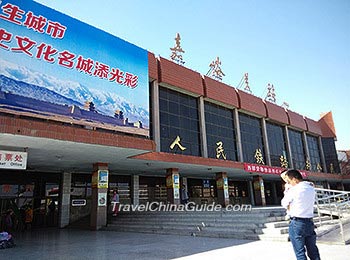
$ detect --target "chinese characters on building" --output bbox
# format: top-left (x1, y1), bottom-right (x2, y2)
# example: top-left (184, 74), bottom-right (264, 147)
top-left (169, 136), bottom-right (186, 151)
top-left (170, 32), bottom-right (185, 65)
top-left (216, 141), bottom-right (226, 160)
top-left (280, 155), bottom-right (288, 168)
top-left (206, 57), bottom-right (225, 81)
top-left (254, 148), bottom-right (265, 165)
top-left (265, 83), bottom-right (276, 103)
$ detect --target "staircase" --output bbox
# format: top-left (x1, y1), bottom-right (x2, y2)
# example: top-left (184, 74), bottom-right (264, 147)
top-left (314, 188), bottom-right (350, 244)
top-left (103, 188), bottom-right (350, 243)
top-left (262, 188), bottom-right (350, 244)
top-left (103, 206), bottom-right (288, 241)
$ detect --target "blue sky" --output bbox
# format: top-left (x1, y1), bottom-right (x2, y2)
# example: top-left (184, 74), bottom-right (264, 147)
top-left (33, 0), bottom-right (350, 150)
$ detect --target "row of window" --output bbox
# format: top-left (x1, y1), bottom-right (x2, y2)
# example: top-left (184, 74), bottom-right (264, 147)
top-left (157, 87), bottom-right (340, 173)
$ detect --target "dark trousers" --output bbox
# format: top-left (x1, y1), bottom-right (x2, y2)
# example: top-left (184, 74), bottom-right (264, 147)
top-left (289, 218), bottom-right (320, 260)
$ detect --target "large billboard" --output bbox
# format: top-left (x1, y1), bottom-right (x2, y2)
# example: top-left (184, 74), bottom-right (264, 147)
top-left (0, 0), bottom-right (149, 136)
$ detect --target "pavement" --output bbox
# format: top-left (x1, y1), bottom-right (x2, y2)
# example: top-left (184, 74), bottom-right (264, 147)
top-left (1, 228), bottom-right (349, 260)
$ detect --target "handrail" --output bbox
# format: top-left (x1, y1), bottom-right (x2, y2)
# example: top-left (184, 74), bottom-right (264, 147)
top-left (314, 188), bottom-right (350, 243)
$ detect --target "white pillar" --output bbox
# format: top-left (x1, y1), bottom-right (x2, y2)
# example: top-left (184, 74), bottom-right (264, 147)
top-left (131, 175), bottom-right (140, 205)
top-left (59, 172), bottom-right (71, 228)
top-left (234, 109), bottom-right (244, 162)
top-left (261, 118), bottom-right (271, 166)
top-left (151, 80), bottom-right (160, 152)
top-left (198, 96), bottom-right (208, 158)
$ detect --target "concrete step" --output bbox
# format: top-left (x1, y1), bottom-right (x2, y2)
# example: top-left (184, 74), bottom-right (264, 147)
top-left (109, 221), bottom-right (260, 233)
top-left (264, 215), bottom-right (332, 229)
top-left (104, 207), bottom-right (289, 241)
top-left (116, 208), bottom-right (286, 215)
top-left (113, 215), bottom-right (285, 225)
top-left (111, 221), bottom-right (264, 229)
top-left (105, 223), bottom-right (260, 239)
top-left (104, 226), bottom-right (259, 240)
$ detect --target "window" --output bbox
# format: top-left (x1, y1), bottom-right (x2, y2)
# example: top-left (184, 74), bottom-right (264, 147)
top-left (306, 134), bottom-right (322, 172)
top-left (204, 102), bottom-right (237, 161)
top-left (266, 122), bottom-right (288, 167)
top-left (322, 137), bottom-right (340, 173)
top-left (288, 129), bottom-right (306, 170)
top-left (239, 113), bottom-right (265, 163)
top-left (159, 87), bottom-right (201, 156)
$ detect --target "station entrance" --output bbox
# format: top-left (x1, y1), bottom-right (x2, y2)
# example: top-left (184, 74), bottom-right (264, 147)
top-left (0, 170), bottom-right (60, 231)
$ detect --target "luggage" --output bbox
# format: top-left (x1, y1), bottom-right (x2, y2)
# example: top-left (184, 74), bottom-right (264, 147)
top-left (0, 232), bottom-right (15, 249)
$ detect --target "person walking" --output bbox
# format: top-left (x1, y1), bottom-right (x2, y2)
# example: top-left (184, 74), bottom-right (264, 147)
top-left (3, 209), bottom-right (14, 234)
top-left (112, 189), bottom-right (120, 217)
top-left (281, 169), bottom-right (320, 260)
top-left (180, 184), bottom-right (189, 204)
top-left (25, 205), bottom-right (33, 230)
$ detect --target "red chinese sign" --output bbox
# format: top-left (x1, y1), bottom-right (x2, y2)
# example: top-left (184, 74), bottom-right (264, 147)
top-left (0, 150), bottom-right (27, 169)
top-left (244, 163), bottom-right (308, 178)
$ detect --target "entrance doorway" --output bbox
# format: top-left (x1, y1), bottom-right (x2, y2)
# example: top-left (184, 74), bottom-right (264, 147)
top-left (0, 171), bottom-right (60, 231)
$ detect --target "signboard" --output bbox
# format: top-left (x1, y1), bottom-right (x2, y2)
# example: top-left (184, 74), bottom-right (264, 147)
top-left (203, 179), bottom-right (210, 188)
top-left (166, 173), bottom-right (180, 199)
top-left (244, 163), bottom-right (308, 178)
top-left (0, 150), bottom-right (27, 169)
top-left (71, 199), bottom-right (86, 207)
top-left (0, 0), bottom-right (149, 136)
top-left (98, 193), bottom-right (107, 206)
top-left (173, 174), bottom-right (179, 189)
top-left (98, 170), bottom-right (108, 189)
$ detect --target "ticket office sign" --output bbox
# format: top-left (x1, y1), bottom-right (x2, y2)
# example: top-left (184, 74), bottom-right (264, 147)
top-left (0, 150), bottom-right (27, 169)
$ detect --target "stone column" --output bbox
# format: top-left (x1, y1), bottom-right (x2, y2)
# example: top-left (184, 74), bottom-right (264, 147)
top-left (131, 175), bottom-right (140, 205)
top-left (59, 172), bottom-right (71, 228)
top-left (90, 163), bottom-right (109, 230)
top-left (302, 132), bottom-right (310, 165)
top-left (271, 182), bottom-right (278, 205)
top-left (323, 181), bottom-right (330, 189)
top-left (336, 182), bottom-right (344, 191)
top-left (216, 172), bottom-right (229, 206)
top-left (284, 126), bottom-right (293, 168)
top-left (234, 109), bottom-right (244, 162)
top-left (318, 136), bottom-right (327, 173)
top-left (166, 168), bottom-right (180, 204)
top-left (151, 80), bottom-right (161, 152)
top-left (248, 180), bottom-right (255, 206)
top-left (261, 118), bottom-right (271, 166)
top-left (252, 176), bottom-right (266, 206)
top-left (198, 96), bottom-right (208, 158)
top-left (181, 177), bottom-right (188, 187)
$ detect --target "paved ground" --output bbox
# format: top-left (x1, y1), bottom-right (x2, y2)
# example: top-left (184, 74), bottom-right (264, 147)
top-left (1, 228), bottom-right (349, 260)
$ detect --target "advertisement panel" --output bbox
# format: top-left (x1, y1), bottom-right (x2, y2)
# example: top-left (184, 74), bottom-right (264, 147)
top-left (97, 170), bottom-right (108, 189)
top-left (0, 0), bottom-right (149, 136)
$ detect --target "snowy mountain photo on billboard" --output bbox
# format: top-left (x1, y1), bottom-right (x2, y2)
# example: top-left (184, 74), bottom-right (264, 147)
top-left (0, 59), bottom-right (149, 128)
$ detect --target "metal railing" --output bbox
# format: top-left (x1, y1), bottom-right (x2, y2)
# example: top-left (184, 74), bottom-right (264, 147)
top-left (314, 188), bottom-right (350, 243)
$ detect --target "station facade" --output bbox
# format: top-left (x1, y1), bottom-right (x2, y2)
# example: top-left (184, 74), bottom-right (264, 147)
top-left (0, 0), bottom-right (349, 230)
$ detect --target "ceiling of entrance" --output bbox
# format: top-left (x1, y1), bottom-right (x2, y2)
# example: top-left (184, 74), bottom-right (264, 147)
top-left (0, 133), bottom-right (264, 179)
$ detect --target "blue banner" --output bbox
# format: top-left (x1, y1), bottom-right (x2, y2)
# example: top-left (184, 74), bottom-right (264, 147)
top-left (0, 0), bottom-right (149, 136)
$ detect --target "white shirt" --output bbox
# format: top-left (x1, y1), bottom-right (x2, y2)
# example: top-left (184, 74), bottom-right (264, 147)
top-left (281, 181), bottom-right (315, 218)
